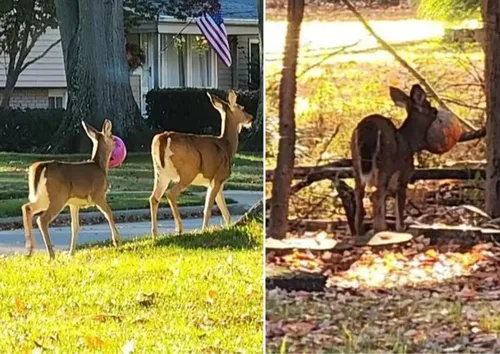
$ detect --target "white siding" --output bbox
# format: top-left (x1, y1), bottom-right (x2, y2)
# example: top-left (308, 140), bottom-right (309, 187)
top-left (217, 56), bottom-right (232, 90)
top-left (236, 35), bottom-right (259, 90)
top-left (0, 28), bottom-right (66, 88)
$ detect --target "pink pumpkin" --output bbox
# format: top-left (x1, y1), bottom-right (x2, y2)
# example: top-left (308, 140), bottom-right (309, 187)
top-left (109, 136), bottom-right (127, 168)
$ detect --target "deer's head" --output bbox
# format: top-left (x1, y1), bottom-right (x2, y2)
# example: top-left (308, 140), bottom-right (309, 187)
top-left (208, 90), bottom-right (253, 134)
top-left (390, 84), bottom-right (439, 152)
top-left (82, 119), bottom-right (116, 170)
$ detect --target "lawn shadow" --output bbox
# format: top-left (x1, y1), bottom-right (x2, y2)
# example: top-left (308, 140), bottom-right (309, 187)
top-left (77, 222), bottom-right (262, 252)
top-left (154, 224), bottom-right (261, 250)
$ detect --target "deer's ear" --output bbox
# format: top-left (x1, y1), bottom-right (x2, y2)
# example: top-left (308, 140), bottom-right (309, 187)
top-left (82, 121), bottom-right (98, 140)
top-left (389, 86), bottom-right (409, 108)
top-left (227, 90), bottom-right (237, 108)
top-left (102, 119), bottom-right (113, 137)
top-left (207, 92), bottom-right (226, 113)
top-left (410, 84), bottom-right (427, 105)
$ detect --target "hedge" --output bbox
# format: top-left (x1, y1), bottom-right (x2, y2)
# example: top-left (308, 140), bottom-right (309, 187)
top-left (145, 88), bottom-right (262, 152)
top-left (0, 108), bottom-right (64, 152)
top-left (0, 88), bottom-right (262, 153)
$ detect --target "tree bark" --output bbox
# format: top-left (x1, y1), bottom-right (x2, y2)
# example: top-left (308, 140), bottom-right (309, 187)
top-left (50, 0), bottom-right (143, 153)
top-left (268, 0), bottom-right (304, 239)
top-left (483, 0), bottom-right (500, 216)
top-left (0, 72), bottom-right (19, 108)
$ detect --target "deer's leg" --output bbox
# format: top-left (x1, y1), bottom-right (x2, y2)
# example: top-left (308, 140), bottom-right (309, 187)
top-left (166, 182), bottom-right (189, 234)
top-left (215, 186), bottom-right (231, 226)
top-left (149, 174), bottom-right (169, 238)
top-left (372, 185), bottom-right (388, 233)
top-left (36, 201), bottom-right (65, 259)
top-left (202, 181), bottom-right (223, 230)
top-left (21, 200), bottom-right (46, 256)
top-left (354, 178), bottom-right (366, 236)
top-left (94, 198), bottom-right (121, 247)
top-left (69, 205), bottom-right (80, 256)
top-left (395, 184), bottom-right (408, 232)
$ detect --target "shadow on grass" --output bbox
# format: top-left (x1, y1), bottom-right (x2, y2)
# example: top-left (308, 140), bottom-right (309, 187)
top-left (78, 222), bottom-right (262, 252)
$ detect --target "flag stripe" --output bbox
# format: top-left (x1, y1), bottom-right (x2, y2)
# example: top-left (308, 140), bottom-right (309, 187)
top-left (199, 13), bottom-right (231, 61)
top-left (195, 9), bottom-right (232, 67)
top-left (198, 14), bottom-right (230, 56)
top-left (204, 14), bottom-right (230, 52)
top-left (196, 18), bottom-right (231, 66)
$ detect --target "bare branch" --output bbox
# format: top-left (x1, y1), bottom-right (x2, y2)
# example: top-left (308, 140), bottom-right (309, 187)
top-left (21, 38), bottom-right (61, 71)
top-left (442, 96), bottom-right (486, 112)
top-left (341, 0), bottom-right (478, 131)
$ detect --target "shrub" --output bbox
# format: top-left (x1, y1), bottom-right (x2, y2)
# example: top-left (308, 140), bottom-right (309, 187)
top-left (0, 108), bottom-right (64, 152)
top-left (145, 88), bottom-right (262, 152)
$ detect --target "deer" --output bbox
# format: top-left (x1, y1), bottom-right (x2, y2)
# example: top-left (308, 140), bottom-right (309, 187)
top-left (21, 120), bottom-right (121, 259)
top-left (351, 84), bottom-right (439, 236)
top-left (149, 90), bottom-right (253, 238)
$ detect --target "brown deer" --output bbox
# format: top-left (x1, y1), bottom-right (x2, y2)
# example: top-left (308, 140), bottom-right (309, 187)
top-left (149, 90), bottom-right (253, 237)
top-left (22, 120), bottom-right (121, 259)
top-left (351, 84), bottom-right (439, 236)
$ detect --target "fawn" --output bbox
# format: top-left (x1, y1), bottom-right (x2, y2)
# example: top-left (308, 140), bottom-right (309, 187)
top-left (351, 84), bottom-right (439, 236)
top-left (22, 120), bottom-right (121, 259)
top-left (149, 90), bottom-right (252, 237)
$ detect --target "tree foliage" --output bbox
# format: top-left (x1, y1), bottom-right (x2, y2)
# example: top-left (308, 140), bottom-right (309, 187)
top-left (417, 0), bottom-right (481, 22)
top-left (123, 0), bottom-right (220, 30)
top-left (0, 0), bottom-right (58, 107)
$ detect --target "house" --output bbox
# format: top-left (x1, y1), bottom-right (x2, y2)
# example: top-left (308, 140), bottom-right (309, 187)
top-left (0, 0), bottom-right (260, 114)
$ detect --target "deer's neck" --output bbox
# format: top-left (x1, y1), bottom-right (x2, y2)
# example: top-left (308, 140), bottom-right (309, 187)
top-left (398, 115), bottom-right (429, 154)
top-left (221, 114), bottom-right (240, 156)
top-left (91, 145), bottom-right (111, 173)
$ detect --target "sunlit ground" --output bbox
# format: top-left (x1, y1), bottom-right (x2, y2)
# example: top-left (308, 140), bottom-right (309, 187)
top-left (265, 20), bottom-right (446, 63)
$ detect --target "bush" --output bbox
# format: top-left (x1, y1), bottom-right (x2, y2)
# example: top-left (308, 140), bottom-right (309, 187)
top-left (145, 88), bottom-right (262, 152)
top-left (0, 108), bottom-right (64, 152)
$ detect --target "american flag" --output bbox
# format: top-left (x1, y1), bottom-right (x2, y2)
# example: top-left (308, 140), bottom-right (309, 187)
top-left (195, 6), bottom-right (232, 67)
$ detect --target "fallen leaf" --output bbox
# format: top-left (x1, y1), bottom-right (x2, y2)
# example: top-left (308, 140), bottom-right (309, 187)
top-left (14, 297), bottom-right (26, 313)
top-left (85, 336), bottom-right (105, 349)
top-left (282, 321), bottom-right (316, 337)
top-left (443, 344), bottom-right (462, 352)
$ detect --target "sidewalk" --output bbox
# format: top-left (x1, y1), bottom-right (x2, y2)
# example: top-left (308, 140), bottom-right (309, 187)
top-left (0, 190), bottom-right (263, 231)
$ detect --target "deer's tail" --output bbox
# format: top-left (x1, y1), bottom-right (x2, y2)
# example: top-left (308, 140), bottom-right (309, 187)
top-left (28, 163), bottom-right (48, 202)
top-left (356, 122), bottom-right (381, 175)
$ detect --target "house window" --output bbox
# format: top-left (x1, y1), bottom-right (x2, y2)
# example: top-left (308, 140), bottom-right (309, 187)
top-left (48, 90), bottom-right (66, 108)
top-left (163, 34), bottom-right (188, 87)
top-left (248, 39), bottom-right (260, 90)
top-left (48, 96), bottom-right (63, 108)
top-left (161, 34), bottom-right (216, 88)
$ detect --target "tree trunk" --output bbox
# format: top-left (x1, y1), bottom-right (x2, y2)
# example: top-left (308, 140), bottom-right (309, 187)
top-left (483, 0), bottom-right (500, 216)
top-left (267, 0), bottom-right (304, 239)
top-left (0, 72), bottom-right (18, 108)
top-left (50, 0), bottom-right (143, 153)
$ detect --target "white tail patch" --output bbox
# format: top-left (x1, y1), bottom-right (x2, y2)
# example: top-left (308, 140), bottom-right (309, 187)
top-left (165, 138), bottom-right (174, 157)
top-left (28, 166), bottom-right (47, 203)
top-left (161, 137), bottom-right (180, 182)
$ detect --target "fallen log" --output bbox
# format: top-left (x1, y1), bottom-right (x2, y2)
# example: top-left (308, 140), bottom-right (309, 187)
top-left (267, 166), bottom-right (485, 182)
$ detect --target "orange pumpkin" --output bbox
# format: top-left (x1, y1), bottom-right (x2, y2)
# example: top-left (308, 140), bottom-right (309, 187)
top-left (424, 110), bottom-right (463, 154)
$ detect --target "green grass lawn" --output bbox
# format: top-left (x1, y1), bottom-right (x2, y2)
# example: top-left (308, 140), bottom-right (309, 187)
top-left (0, 151), bottom-right (262, 217)
top-left (0, 221), bottom-right (264, 352)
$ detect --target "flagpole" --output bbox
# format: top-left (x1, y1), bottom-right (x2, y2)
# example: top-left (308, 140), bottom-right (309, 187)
top-left (160, 17), bottom-right (195, 52)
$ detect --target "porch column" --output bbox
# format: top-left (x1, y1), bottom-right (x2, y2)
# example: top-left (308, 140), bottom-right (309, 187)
top-left (231, 36), bottom-right (239, 89)
top-left (152, 32), bottom-right (161, 88)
